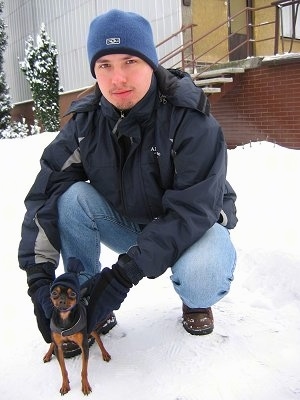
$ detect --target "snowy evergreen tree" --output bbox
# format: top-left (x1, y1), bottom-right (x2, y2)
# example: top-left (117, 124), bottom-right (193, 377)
top-left (20, 23), bottom-right (60, 132)
top-left (0, 1), bottom-right (12, 134)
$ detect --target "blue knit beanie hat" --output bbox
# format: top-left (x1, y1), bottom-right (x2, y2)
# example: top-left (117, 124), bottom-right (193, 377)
top-left (87, 9), bottom-right (158, 78)
top-left (50, 258), bottom-right (84, 299)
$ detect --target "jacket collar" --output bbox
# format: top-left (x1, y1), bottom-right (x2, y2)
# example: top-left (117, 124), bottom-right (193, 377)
top-left (100, 73), bottom-right (159, 125)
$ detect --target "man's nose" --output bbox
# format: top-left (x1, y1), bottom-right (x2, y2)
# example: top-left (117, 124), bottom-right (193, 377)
top-left (111, 67), bottom-right (127, 85)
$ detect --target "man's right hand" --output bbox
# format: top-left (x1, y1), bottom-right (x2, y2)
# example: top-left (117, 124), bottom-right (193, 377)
top-left (26, 263), bottom-right (56, 343)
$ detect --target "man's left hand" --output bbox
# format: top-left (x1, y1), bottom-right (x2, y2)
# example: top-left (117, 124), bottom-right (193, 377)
top-left (86, 254), bottom-right (144, 333)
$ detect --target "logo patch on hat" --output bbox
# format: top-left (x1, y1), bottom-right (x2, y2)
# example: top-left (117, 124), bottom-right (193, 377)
top-left (106, 38), bottom-right (121, 45)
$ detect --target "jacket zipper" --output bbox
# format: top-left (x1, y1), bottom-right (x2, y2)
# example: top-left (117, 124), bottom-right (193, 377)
top-left (112, 110), bottom-right (128, 215)
top-left (112, 110), bottom-right (125, 135)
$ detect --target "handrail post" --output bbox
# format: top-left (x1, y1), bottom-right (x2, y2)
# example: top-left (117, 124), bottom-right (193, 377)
top-left (245, 7), bottom-right (253, 57)
top-left (246, 7), bottom-right (250, 57)
top-left (274, 4), bottom-right (279, 54)
top-left (190, 24), bottom-right (195, 72)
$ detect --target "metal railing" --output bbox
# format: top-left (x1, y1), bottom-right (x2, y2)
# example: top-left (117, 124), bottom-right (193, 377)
top-left (157, 0), bottom-right (300, 76)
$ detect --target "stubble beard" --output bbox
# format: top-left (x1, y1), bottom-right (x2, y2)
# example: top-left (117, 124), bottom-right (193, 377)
top-left (114, 99), bottom-right (135, 111)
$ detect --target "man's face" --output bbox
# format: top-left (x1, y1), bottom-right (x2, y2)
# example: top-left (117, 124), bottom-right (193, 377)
top-left (94, 54), bottom-right (153, 110)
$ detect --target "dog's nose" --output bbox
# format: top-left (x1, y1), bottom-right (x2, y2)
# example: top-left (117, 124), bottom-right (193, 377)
top-left (59, 294), bottom-right (68, 306)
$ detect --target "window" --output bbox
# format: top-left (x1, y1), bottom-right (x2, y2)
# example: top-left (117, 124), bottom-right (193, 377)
top-left (281, 3), bottom-right (300, 39)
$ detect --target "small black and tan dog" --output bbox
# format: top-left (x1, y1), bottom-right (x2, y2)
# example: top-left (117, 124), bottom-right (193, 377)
top-left (43, 259), bottom-right (111, 395)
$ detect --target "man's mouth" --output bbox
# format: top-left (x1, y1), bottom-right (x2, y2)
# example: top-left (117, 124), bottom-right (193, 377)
top-left (112, 89), bottom-right (133, 96)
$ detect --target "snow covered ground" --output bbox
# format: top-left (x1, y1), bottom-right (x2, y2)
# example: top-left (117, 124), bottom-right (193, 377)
top-left (0, 132), bottom-right (299, 400)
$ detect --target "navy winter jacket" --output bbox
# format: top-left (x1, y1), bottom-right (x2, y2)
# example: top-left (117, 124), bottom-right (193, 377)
top-left (18, 66), bottom-right (237, 278)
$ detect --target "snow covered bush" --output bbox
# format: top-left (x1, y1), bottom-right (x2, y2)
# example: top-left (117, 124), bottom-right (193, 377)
top-left (19, 23), bottom-right (60, 132)
top-left (0, 72), bottom-right (11, 132)
top-left (1, 118), bottom-right (40, 139)
top-left (0, 1), bottom-right (12, 132)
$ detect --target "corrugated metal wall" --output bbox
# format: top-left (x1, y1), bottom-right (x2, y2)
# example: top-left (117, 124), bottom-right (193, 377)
top-left (3, 0), bottom-right (182, 104)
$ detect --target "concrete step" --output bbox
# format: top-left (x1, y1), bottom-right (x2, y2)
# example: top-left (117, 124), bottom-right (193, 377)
top-left (194, 76), bottom-right (233, 86)
top-left (192, 67), bottom-right (245, 79)
top-left (202, 87), bottom-right (221, 93)
top-left (191, 66), bottom-right (245, 94)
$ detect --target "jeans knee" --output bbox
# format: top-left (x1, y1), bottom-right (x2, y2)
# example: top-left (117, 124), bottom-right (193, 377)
top-left (58, 182), bottom-right (99, 226)
top-left (170, 224), bottom-right (236, 308)
top-left (58, 182), bottom-right (89, 210)
top-left (171, 263), bottom-right (234, 308)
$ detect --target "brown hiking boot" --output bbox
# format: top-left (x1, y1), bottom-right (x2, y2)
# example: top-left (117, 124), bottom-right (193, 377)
top-left (182, 304), bottom-right (214, 335)
top-left (62, 312), bottom-right (117, 358)
top-left (94, 312), bottom-right (117, 335)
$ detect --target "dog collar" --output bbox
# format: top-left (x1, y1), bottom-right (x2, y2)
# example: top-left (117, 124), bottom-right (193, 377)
top-left (50, 302), bottom-right (87, 337)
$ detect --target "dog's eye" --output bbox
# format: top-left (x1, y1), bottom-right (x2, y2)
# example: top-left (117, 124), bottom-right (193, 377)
top-left (69, 291), bottom-right (77, 299)
top-left (51, 290), bottom-right (59, 299)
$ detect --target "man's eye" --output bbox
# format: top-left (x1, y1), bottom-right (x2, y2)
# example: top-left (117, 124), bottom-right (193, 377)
top-left (126, 59), bottom-right (136, 64)
top-left (98, 63), bottom-right (110, 69)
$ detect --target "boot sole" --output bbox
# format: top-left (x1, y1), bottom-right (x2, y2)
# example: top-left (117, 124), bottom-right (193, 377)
top-left (183, 324), bottom-right (214, 336)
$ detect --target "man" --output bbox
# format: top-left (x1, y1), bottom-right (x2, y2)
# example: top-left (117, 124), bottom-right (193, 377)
top-left (19, 9), bottom-right (237, 354)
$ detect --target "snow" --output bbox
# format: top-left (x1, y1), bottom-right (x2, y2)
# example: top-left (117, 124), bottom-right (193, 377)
top-left (0, 132), bottom-right (299, 400)
top-left (262, 52), bottom-right (300, 63)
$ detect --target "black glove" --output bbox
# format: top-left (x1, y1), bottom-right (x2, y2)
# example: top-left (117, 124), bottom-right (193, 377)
top-left (26, 262), bottom-right (56, 343)
top-left (87, 253), bottom-right (144, 333)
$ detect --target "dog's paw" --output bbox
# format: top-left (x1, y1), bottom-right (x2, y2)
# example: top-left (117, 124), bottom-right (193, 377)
top-left (60, 380), bottom-right (71, 395)
top-left (43, 342), bottom-right (55, 363)
top-left (81, 379), bottom-right (92, 395)
top-left (102, 350), bottom-right (111, 362)
top-left (43, 348), bottom-right (54, 363)
top-left (43, 353), bottom-right (53, 363)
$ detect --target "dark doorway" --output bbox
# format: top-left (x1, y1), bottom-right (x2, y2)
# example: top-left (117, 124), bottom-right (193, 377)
top-left (228, 0), bottom-right (253, 60)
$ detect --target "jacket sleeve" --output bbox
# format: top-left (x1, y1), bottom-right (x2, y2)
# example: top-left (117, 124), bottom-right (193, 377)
top-left (18, 117), bottom-right (87, 270)
top-left (128, 109), bottom-right (229, 278)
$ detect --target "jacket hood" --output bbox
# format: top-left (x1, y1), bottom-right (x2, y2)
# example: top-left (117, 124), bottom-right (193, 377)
top-left (66, 66), bottom-right (210, 117)
top-left (154, 66), bottom-right (210, 115)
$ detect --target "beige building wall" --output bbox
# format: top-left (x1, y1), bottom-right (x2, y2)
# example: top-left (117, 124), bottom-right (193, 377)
top-left (191, 0), bottom-right (229, 65)
top-left (252, 0), bottom-right (300, 56)
top-left (253, 0), bottom-right (277, 56)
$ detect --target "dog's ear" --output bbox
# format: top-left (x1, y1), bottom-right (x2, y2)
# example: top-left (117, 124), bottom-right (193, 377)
top-left (80, 287), bottom-right (88, 297)
top-left (67, 258), bottom-right (85, 274)
top-left (80, 287), bottom-right (89, 306)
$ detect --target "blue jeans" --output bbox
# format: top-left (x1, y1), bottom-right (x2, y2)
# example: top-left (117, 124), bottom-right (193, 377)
top-left (58, 182), bottom-right (236, 308)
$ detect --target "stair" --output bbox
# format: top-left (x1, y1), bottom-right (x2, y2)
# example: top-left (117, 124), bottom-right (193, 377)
top-left (190, 67), bottom-right (245, 94)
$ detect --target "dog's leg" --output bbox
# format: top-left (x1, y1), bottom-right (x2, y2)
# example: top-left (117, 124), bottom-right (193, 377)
top-left (91, 331), bottom-right (111, 362)
top-left (52, 334), bottom-right (71, 395)
top-left (43, 342), bottom-right (55, 363)
top-left (80, 335), bottom-right (92, 395)
top-left (56, 345), bottom-right (71, 395)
